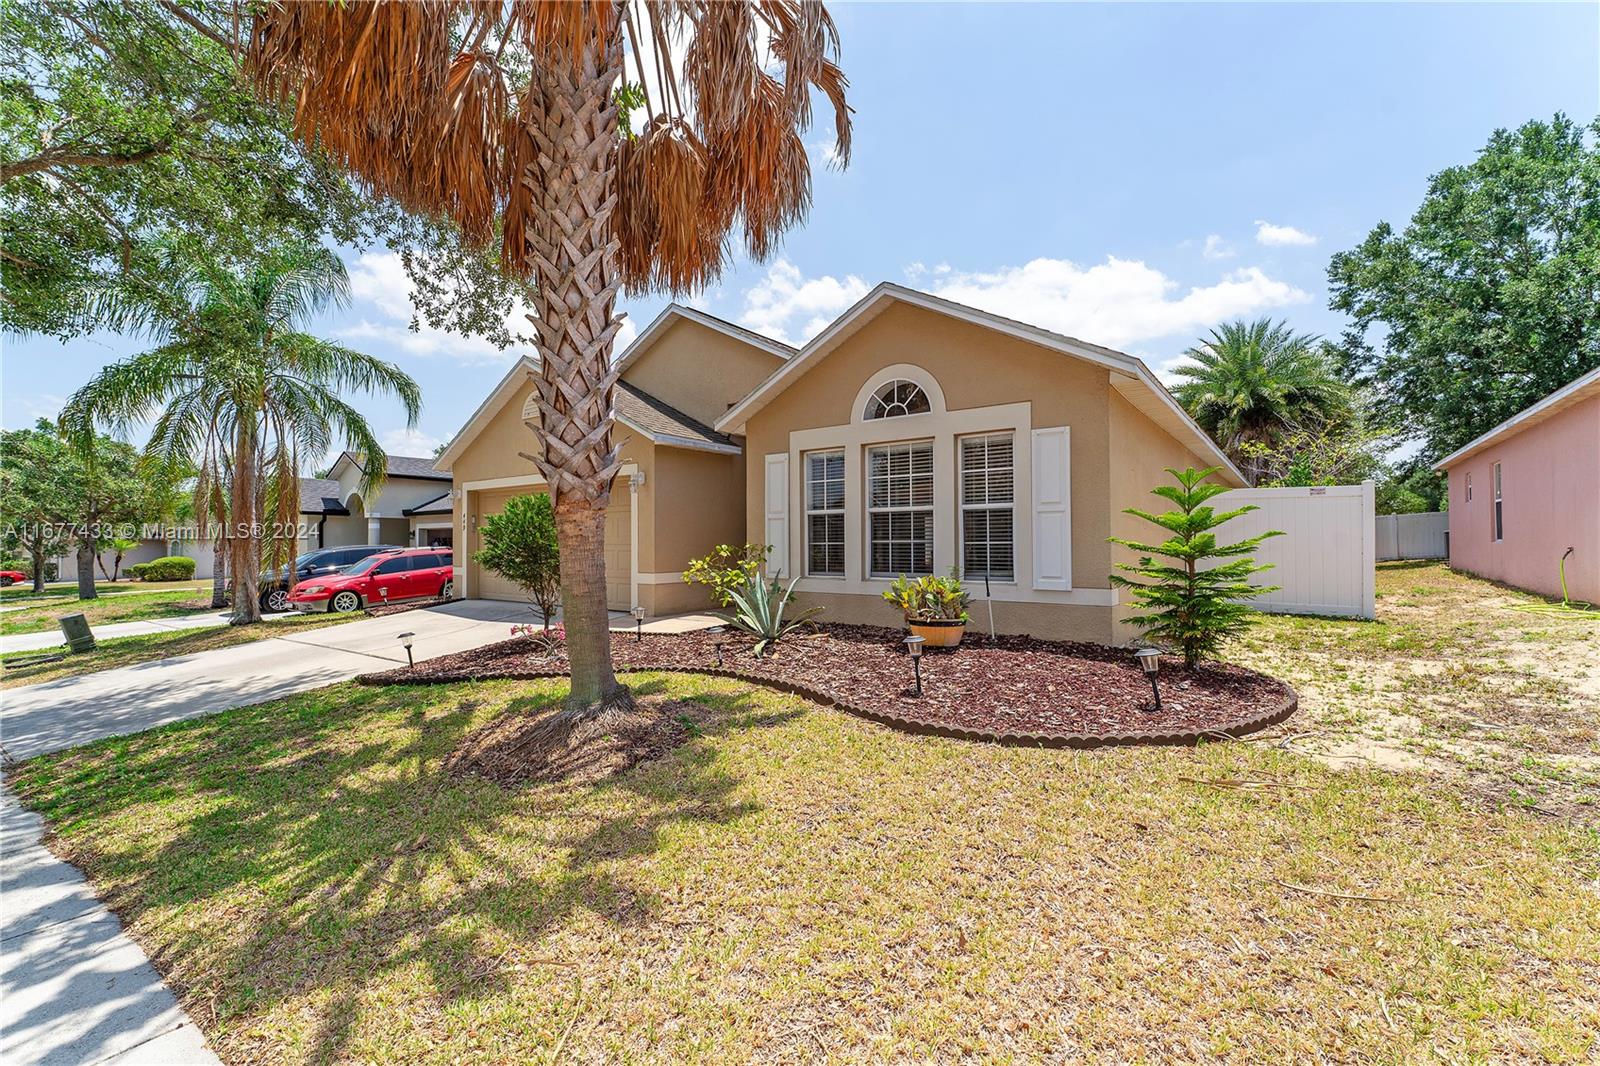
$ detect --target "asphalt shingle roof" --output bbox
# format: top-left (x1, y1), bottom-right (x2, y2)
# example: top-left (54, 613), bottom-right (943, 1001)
top-left (403, 491), bottom-right (453, 517)
top-left (298, 477), bottom-right (350, 515)
top-left (615, 382), bottom-right (738, 451)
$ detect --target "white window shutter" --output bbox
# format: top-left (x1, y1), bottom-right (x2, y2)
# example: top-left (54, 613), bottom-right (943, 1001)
top-left (764, 453), bottom-right (790, 577)
top-left (1031, 427), bottom-right (1071, 590)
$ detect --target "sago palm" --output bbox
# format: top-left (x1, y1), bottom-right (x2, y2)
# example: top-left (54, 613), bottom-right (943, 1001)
top-left (60, 242), bottom-right (422, 624)
top-left (1172, 318), bottom-right (1353, 485)
top-left (247, 1), bottom-right (852, 718)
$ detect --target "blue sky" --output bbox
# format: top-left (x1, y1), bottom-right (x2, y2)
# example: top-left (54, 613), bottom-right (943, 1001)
top-left (4, 2), bottom-right (1596, 461)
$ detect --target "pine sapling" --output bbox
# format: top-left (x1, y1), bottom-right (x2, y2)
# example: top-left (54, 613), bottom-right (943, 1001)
top-left (1109, 466), bottom-right (1283, 667)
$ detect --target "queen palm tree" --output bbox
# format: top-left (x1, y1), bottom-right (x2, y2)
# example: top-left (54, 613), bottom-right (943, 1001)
top-left (248, 1), bottom-right (852, 719)
top-left (60, 242), bottom-right (422, 624)
top-left (1171, 318), bottom-right (1354, 485)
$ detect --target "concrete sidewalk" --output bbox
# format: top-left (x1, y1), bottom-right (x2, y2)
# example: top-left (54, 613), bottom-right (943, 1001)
top-left (0, 609), bottom-right (305, 655)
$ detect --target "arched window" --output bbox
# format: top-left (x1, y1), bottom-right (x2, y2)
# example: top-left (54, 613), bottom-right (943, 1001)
top-left (863, 379), bottom-right (931, 420)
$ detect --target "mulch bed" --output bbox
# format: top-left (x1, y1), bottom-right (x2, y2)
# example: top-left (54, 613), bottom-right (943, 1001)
top-left (359, 625), bottom-right (1295, 748)
top-left (364, 596), bottom-right (450, 618)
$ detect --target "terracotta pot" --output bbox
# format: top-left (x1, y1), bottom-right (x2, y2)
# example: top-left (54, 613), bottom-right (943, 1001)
top-left (908, 619), bottom-right (965, 648)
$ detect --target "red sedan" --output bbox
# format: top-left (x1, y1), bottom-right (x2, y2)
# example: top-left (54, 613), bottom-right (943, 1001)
top-left (0, 570), bottom-right (26, 587)
top-left (288, 547), bottom-right (454, 613)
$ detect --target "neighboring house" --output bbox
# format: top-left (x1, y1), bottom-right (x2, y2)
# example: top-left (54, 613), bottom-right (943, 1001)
top-left (436, 306), bottom-right (791, 613)
top-left (442, 284), bottom-right (1246, 644)
top-left (718, 284), bottom-right (1243, 644)
top-left (297, 452), bottom-right (455, 551)
top-left (1434, 366), bottom-right (1599, 604)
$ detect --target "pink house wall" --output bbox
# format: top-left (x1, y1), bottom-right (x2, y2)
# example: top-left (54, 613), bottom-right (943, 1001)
top-left (1443, 395), bottom-right (1600, 603)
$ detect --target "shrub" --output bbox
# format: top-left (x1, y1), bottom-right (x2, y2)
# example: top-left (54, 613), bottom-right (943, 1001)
top-left (126, 562), bottom-right (148, 580)
top-left (472, 493), bottom-right (561, 626)
top-left (1108, 466), bottom-right (1282, 667)
top-left (135, 556), bottom-right (198, 581)
top-left (882, 572), bottom-right (971, 623)
top-left (683, 543), bottom-right (770, 607)
top-left (715, 572), bottom-right (823, 657)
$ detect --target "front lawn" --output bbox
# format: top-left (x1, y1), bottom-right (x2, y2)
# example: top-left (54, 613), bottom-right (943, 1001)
top-left (0, 583), bottom-right (216, 635)
top-left (0, 611), bottom-right (360, 689)
top-left (12, 673), bottom-right (1598, 1062)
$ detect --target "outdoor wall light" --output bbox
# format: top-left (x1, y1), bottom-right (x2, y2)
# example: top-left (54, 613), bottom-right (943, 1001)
top-left (903, 634), bottom-right (926, 697)
top-left (398, 631), bottom-right (415, 669)
top-left (632, 605), bottom-right (646, 642)
top-left (1134, 646), bottom-right (1162, 712)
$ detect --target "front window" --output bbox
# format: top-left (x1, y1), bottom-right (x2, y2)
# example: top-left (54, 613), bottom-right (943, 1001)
top-left (1493, 462), bottom-right (1503, 541)
top-left (867, 441), bottom-right (934, 577)
top-left (864, 379), bottom-right (930, 420)
top-left (805, 450), bottom-right (845, 576)
top-left (960, 433), bottom-right (1015, 581)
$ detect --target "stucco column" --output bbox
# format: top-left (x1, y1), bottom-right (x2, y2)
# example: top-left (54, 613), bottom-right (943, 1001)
top-left (367, 517), bottom-right (382, 545)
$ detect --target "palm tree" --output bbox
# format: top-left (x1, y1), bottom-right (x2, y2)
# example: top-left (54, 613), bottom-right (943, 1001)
top-left (1171, 319), bottom-right (1354, 484)
top-left (248, 2), bottom-right (852, 720)
top-left (61, 242), bottom-right (422, 624)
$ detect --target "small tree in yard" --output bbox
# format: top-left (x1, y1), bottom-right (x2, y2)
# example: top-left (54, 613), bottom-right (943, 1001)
top-left (1109, 467), bottom-right (1283, 668)
top-left (474, 494), bottom-right (562, 629)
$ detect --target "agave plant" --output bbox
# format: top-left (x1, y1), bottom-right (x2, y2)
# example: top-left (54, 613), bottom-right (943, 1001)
top-left (716, 573), bottom-right (823, 658)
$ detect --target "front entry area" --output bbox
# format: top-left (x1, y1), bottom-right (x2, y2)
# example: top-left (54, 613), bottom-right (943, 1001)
top-left (469, 481), bottom-right (632, 611)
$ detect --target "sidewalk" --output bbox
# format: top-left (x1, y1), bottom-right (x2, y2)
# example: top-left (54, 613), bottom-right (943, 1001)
top-left (1, 610), bottom-right (298, 656)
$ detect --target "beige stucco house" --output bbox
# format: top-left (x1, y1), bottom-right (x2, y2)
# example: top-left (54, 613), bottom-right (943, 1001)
top-left (438, 283), bottom-right (1244, 644)
top-left (435, 306), bottom-right (791, 614)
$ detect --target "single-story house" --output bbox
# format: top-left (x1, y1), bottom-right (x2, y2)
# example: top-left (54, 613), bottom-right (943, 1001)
top-left (1434, 366), bottom-right (1599, 604)
top-left (435, 305), bottom-right (790, 613)
top-left (440, 283), bottom-right (1246, 644)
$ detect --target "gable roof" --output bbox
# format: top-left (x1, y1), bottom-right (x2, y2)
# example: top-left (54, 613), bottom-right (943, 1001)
top-left (615, 304), bottom-right (795, 380)
top-left (713, 282), bottom-right (1247, 486)
top-left (329, 451), bottom-right (452, 483)
top-left (1433, 365), bottom-right (1600, 471)
top-left (402, 491), bottom-right (453, 517)
top-left (298, 477), bottom-right (350, 516)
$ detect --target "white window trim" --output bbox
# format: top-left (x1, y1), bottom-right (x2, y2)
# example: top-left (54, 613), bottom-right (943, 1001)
top-left (804, 449), bottom-right (846, 578)
top-left (1465, 471), bottom-right (1473, 504)
top-left (782, 399), bottom-right (1115, 606)
top-left (1492, 461), bottom-right (1503, 542)
top-left (865, 440), bottom-right (936, 579)
top-left (957, 431), bottom-right (1017, 584)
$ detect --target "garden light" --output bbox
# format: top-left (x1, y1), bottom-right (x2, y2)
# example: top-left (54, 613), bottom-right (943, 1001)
top-left (1134, 646), bottom-right (1161, 712)
top-left (398, 630), bottom-right (415, 669)
top-left (903, 634), bottom-right (925, 697)
top-left (714, 641), bottom-right (725, 666)
top-left (632, 605), bottom-right (646, 641)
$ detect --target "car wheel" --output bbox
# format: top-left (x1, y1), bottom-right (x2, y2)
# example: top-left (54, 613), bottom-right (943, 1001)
top-left (261, 588), bottom-right (291, 613)
top-left (0, 576), bottom-right (13, 587)
top-left (440, 579), bottom-right (453, 600)
top-left (330, 590), bottom-right (362, 613)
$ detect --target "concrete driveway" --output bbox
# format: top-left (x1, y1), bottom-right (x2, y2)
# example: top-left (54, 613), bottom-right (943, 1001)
top-left (0, 601), bottom-right (536, 762)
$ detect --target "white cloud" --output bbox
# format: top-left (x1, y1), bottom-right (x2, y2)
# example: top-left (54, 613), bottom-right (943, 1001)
top-left (379, 427), bottom-right (445, 457)
top-left (1202, 234), bottom-right (1235, 260)
top-left (340, 252), bottom-right (535, 366)
top-left (923, 256), bottom-right (1309, 350)
top-left (737, 259), bottom-right (869, 344)
top-left (1253, 220), bottom-right (1318, 247)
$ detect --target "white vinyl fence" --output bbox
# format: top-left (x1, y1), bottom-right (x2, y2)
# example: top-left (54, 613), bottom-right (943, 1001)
top-left (1375, 511), bottom-right (1448, 561)
top-left (1215, 482), bottom-right (1376, 619)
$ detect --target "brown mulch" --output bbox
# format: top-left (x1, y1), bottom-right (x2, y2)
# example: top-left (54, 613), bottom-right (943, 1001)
top-left (362, 625), bottom-right (1296, 747)
top-left (364, 596), bottom-right (450, 618)
top-left (445, 695), bottom-right (697, 787)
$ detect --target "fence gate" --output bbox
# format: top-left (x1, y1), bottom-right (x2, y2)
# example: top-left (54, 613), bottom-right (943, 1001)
top-left (1214, 482), bottom-right (1376, 620)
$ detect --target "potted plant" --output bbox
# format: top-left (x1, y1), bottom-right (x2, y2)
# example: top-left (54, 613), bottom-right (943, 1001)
top-left (883, 573), bottom-right (971, 647)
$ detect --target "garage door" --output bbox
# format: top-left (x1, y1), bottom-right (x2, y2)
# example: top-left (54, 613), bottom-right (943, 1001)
top-left (474, 485), bottom-right (632, 610)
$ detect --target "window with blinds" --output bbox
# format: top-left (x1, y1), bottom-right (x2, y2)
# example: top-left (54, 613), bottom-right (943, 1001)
top-left (960, 433), bottom-right (1015, 581)
top-left (805, 450), bottom-right (845, 576)
top-left (867, 441), bottom-right (934, 576)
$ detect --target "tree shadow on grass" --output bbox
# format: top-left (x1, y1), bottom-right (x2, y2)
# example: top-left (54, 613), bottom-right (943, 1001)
top-left (10, 673), bottom-right (802, 1062)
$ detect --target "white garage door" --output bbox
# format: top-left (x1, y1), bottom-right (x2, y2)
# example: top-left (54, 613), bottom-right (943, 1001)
top-left (474, 485), bottom-right (632, 610)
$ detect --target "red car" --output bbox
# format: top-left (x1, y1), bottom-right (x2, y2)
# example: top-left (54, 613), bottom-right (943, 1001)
top-left (0, 570), bottom-right (26, 587)
top-left (288, 547), bottom-right (454, 613)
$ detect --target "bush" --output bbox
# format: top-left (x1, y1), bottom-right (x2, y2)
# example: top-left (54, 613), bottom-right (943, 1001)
top-left (1108, 466), bottom-right (1282, 667)
top-left (882, 572), bottom-right (971, 623)
top-left (683, 543), bottom-right (769, 607)
top-left (134, 556), bottom-right (197, 581)
top-left (472, 493), bottom-right (561, 625)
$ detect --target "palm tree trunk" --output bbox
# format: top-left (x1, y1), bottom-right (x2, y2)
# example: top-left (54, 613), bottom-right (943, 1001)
top-left (229, 423), bottom-right (263, 625)
top-left (211, 537), bottom-right (227, 608)
top-left (521, 25), bottom-right (630, 719)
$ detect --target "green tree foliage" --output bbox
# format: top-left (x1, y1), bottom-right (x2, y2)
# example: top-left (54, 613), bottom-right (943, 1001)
top-left (683, 543), bottom-right (770, 608)
top-left (1, 1), bottom-right (528, 346)
top-left (0, 421), bottom-right (78, 592)
top-left (1109, 468), bottom-right (1283, 668)
top-left (59, 241), bottom-right (421, 623)
top-left (1329, 114), bottom-right (1600, 460)
top-left (1172, 319), bottom-right (1354, 485)
top-left (1375, 459), bottom-right (1448, 515)
top-left (473, 493), bottom-right (563, 627)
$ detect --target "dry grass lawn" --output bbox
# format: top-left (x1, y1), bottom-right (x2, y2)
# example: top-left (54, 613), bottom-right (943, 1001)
top-left (0, 582), bottom-right (216, 635)
top-left (12, 660), bottom-right (1599, 1062)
